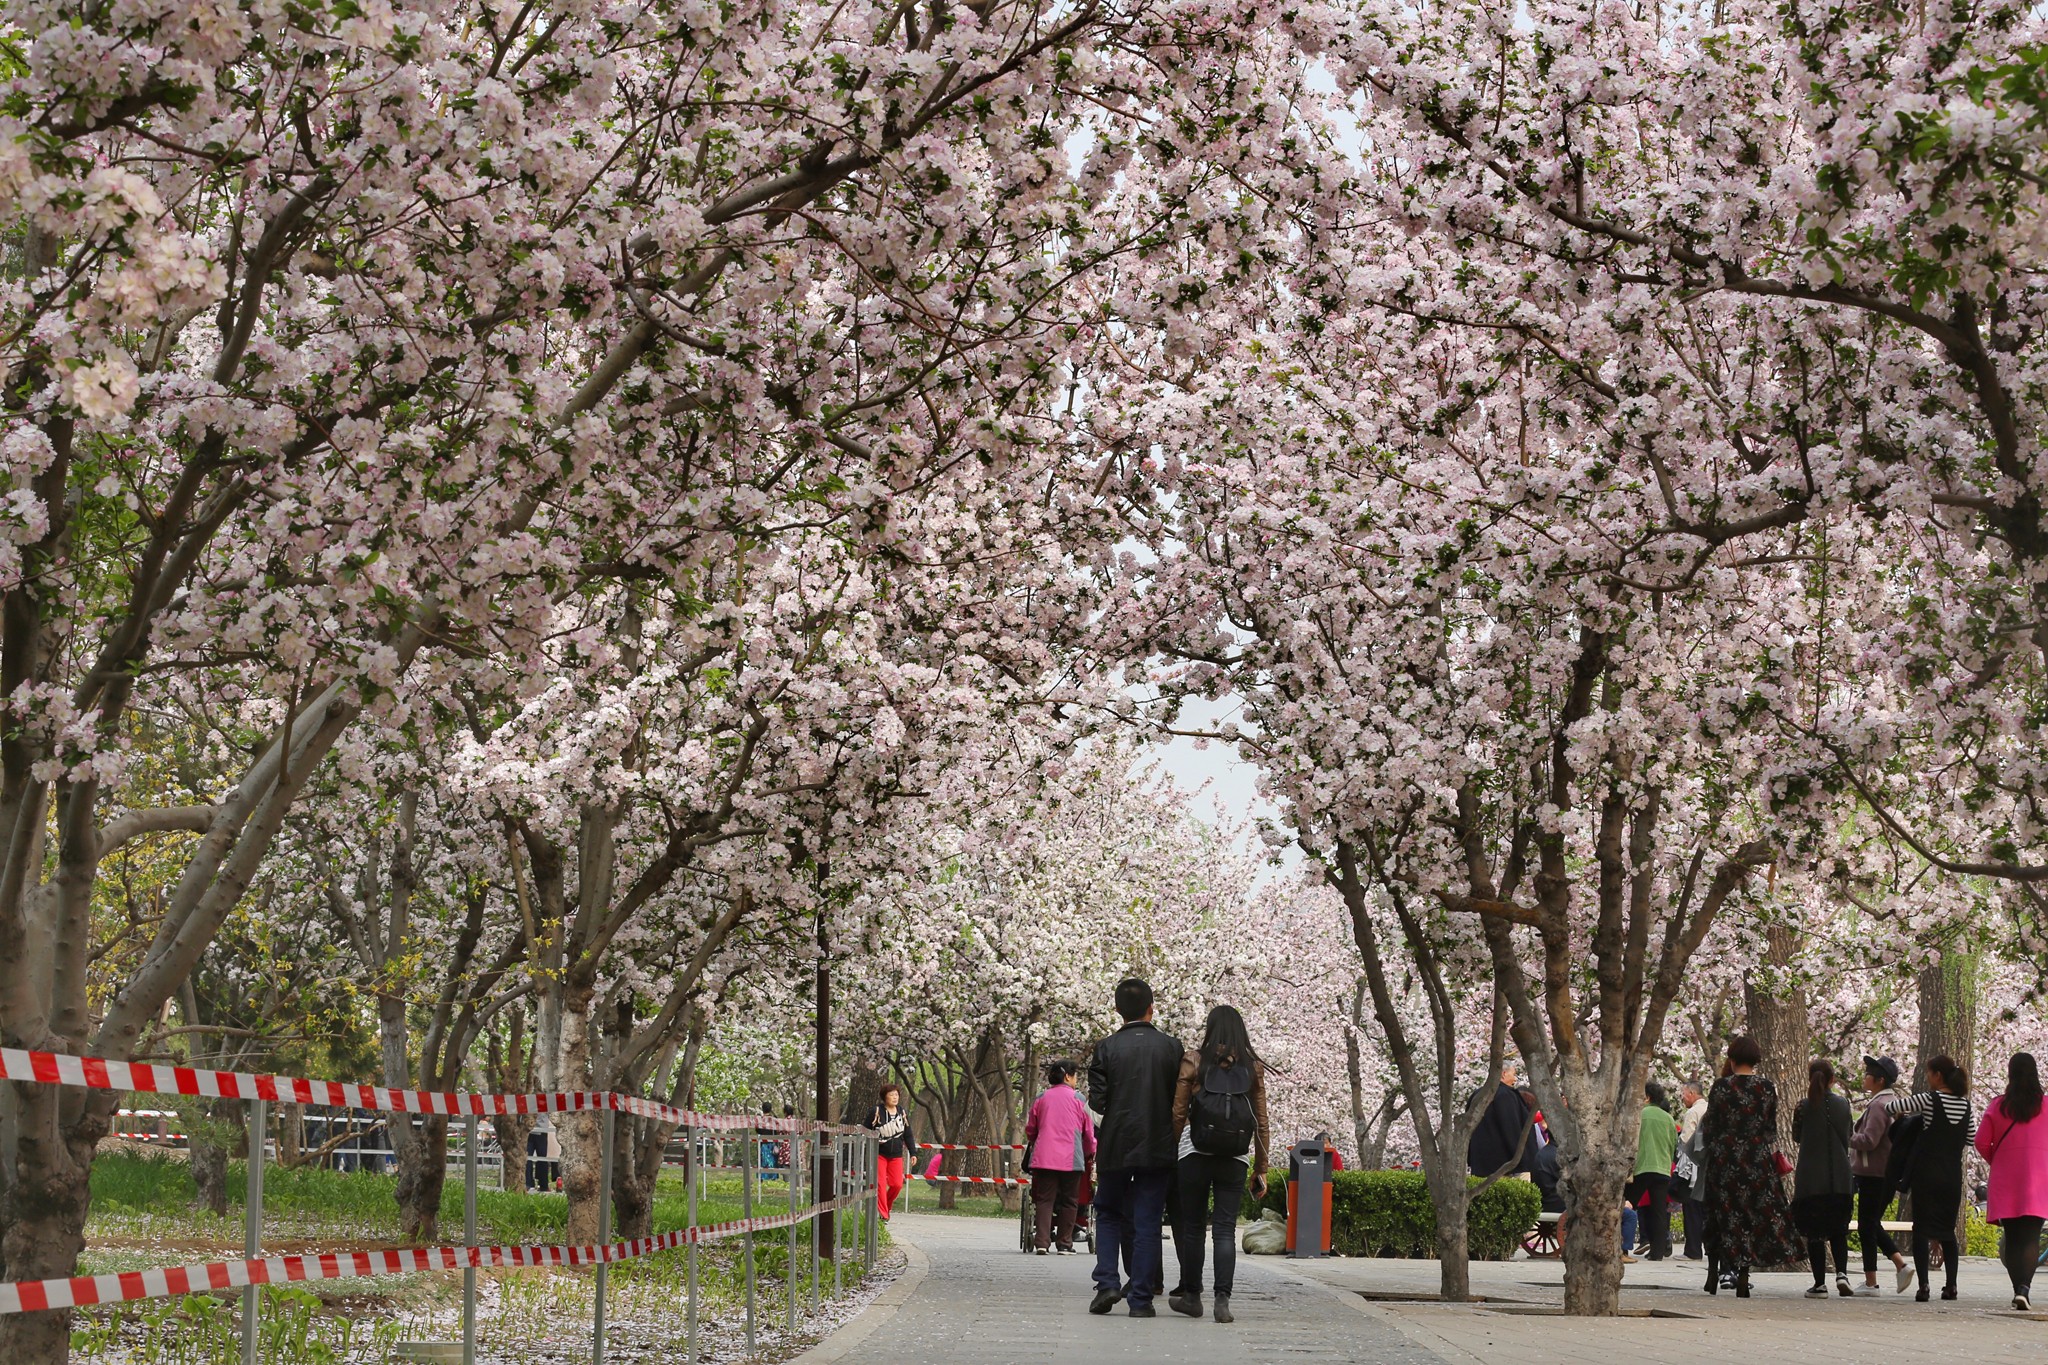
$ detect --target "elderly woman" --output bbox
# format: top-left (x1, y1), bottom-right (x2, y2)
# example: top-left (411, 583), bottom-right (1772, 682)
top-left (1699, 1036), bottom-right (1801, 1297)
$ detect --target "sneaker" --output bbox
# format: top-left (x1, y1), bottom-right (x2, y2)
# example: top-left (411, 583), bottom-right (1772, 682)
top-left (1837, 1277), bottom-right (1854, 1298)
top-left (1896, 1264), bottom-right (1916, 1294)
top-left (1805, 1285), bottom-right (1830, 1299)
top-left (1168, 1291), bottom-right (1202, 1318)
top-left (2014, 1294), bottom-right (2032, 1312)
top-left (1214, 1293), bottom-right (1234, 1324)
top-left (1858, 1283), bottom-right (1883, 1296)
top-left (1034, 1247), bottom-right (1050, 1256)
top-left (1055, 1245), bottom-right (1074, 1255)
top-left (1129, 1304), bottom-right (1157, 1318)
top-left (1088, 1287), bottom-right (1124, 1315)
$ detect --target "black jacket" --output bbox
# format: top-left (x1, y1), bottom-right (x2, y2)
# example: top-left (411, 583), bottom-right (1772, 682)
top-left (1466, 1084), bottom-right (1535, 1177)
top-left (1088, 1021), bottom-right (1184, 1171)
top-left (865, 1105), bottom-right (915, 1159)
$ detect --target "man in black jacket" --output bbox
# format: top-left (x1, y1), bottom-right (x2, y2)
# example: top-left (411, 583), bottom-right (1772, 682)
top-left (1086, 977), bottom-right (1183, 1318)
top-left (1466, 1063), bottom-right (1537, 1177)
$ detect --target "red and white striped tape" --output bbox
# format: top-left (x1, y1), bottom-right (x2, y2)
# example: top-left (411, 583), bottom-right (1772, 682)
top-left (110, 1132), bottom-right (187, 1142)
top-left (0, 1199), bottom-right (854, 1315)
top-left (920, 1174), bottom-right (1030, 1186)
top-left (915, 1142), bottom-right (1026, 1152)
top-left (0, 1048), bottom-right (839, 1134)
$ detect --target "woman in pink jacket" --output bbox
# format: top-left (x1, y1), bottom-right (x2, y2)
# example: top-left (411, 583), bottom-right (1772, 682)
top-left (1976, 1052), bottom-right (2048, 1311)
top-left (1024, 1060), bottom-right (1096, 1254)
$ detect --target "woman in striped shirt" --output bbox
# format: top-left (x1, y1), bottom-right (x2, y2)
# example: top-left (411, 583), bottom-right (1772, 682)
top-left (1886, 1055), bottom-right (1976, 1303)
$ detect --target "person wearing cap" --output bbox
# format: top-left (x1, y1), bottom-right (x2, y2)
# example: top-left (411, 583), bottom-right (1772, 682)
top-left (1850, 1054), bottom-right (1912, 1294)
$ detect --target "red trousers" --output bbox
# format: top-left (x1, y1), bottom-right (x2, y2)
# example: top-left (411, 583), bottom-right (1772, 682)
top-left (878, 1154), bottom-right (908, 1219)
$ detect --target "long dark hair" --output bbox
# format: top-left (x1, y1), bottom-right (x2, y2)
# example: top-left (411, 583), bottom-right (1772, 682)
top-left (1807, 1059), bottom-right (1835, 1106)
top-left (1198, 1004), bottom-right (1258, 1072)
top-left (2007, 1053), bottom-right (2044, 1123)
top-left (1927, 1054), bottom-right (1969, 1096)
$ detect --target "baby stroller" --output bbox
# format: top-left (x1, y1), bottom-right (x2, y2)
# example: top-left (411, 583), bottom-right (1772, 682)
top-left (1019, 1166), bottom-right (1095, 1254)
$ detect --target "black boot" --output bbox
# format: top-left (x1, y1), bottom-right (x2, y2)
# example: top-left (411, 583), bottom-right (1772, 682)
top-left (1735, 1267), bottom-right (1751, 1299)
top-left (1214, 1293), bottom-right (1234, 1324)
top-left (1168, 1290), bottom-right (1202, 1318)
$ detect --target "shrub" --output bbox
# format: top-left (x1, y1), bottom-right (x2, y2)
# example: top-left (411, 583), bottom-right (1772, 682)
top-left (1259, 1169), bottom-right (1542, 1260)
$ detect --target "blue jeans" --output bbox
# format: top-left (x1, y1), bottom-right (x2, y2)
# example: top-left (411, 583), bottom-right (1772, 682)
top-left (1093, 1166), bottom-right (1170, 1309)
top-left (1622, 1202), bottom-right (1638, 1253)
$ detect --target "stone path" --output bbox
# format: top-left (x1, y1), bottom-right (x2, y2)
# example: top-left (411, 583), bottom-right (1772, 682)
top-left (1282, 1248), bottom-right (2048, 1364)
top-left (816, 1216), bottom-right (2048, 1364)
top-left (858, 1212), bottom-right (1444, 1363)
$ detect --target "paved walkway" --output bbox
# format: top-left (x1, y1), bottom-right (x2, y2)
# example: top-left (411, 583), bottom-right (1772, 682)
top-left (1281, 1249), bottom-right (2048, 1363)
top-left (824, 1218), bottom-right (2048, 1364)
top-left (858, 1213), bottom-right (1443, 1363)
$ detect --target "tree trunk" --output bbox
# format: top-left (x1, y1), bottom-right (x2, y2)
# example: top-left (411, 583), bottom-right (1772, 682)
top-left (612, 1116), bottom-right (671, 1240)
top-left (493, 1113), bottom-right (536, 1193)
top-left (277, 1102), bottom-right (304, 1168)
top-left (187, 1096), bottom-right (237, 1217)
top-left (1559, 1120), bottom-right (1634, 1316)
top-left (1420, 1150), bottom-right (1474, 1301)
top-left (392, 1115), bottom-right (450, 1244)
top-left (0, 1085), bottom-right (109, 1360)
top-left (1918, 945), bottom-right (1979, 1248)
top-left (1744, 923), bottom-right (1808, 1169)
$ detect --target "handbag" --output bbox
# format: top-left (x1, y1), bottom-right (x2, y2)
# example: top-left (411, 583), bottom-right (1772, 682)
top-left (1772, 1150), bottom-right (1793, 1177)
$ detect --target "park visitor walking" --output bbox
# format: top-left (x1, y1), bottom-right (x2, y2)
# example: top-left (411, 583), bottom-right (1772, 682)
top-left (1699, 1035), bottom-right (1801, 1297)
top-left (1676, 1079), bottom-right (1708, 1259)
top-left (1849, 1054), bottom-right (1912, 1294)
top-left (1791, 1059), bottom-right (1855, 1298)
top-left (1886, 1053), bottom-right (1975, 1303)
top-left (1087, 977), bottom-right (1183, 1318)
top-left (1632, 1081), bottom-right (1676, 1261)
top-left (1024, 1059), bottom-right (1096, 1254)
top-left (1167, 1004), bottom-right (1271, 1325)
top-left (1974, 1051), bottom-right (2048, 1311)
top-left (863, 1084), bottom-right (916, 1222)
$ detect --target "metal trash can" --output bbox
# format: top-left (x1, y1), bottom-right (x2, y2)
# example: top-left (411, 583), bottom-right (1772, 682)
top-left (1286, 1140), bottom-right (1334, 1257)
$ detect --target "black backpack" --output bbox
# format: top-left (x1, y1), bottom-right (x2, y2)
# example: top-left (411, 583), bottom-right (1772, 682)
top-left (1887, 1112), bottom-right (1924, 1194)
top-left (1189, 1061), bottom-right (1256, 1156)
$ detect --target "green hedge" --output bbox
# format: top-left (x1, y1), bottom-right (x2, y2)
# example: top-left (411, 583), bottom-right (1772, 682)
top-left (1257, 1169), bottom-right (1542, 1260)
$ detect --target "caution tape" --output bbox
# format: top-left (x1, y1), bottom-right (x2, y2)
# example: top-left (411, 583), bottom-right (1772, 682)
top-left (0, 1198), bottom-right (856, 1315)
top-left (914, 1142), bottom-right (1026, 1152)
top-left (921, 1174), bottom-right (1030, 1186)
top-left (0, 1048), bottom-right (848, 1134)
top-left (109, 1132), bottom-right (186, 1141)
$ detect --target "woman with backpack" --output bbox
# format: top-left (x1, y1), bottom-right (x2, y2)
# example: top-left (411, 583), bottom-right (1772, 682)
top-left (863, 1084), bottom-right (916, 1222)
top-left (1167, 1004), bottom-right (1270, 1325)
top-left (1974, 1052), bottom-right (2048, 1311)
top-left (1884, 1054), bottom-right (1975, 1302)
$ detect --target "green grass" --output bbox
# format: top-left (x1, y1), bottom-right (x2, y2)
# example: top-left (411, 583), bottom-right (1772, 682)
top-left (895, 1184), bottom-right (1021, 1219)
top-left (86, 1154), bottom-right (782, 1249)
top-left (76, 1155), bottom-right (893, 1363)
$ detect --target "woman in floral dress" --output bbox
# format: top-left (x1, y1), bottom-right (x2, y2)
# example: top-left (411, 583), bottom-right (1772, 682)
top-left (1700, 1035), bottom-right (1802, 1296)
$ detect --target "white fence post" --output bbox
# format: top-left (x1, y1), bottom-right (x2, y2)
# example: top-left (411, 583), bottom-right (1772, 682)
top-left (593, 1108), bottom-right (615, 1365)
top-left (464, 1112), bottom-right (479, 1365)
top-left (239, 1096), bottom-right (266, 1365)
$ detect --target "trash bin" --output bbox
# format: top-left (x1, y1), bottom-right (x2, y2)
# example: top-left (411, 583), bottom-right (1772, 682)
top-left (1286, 1140), bottom-right (1334, 1257)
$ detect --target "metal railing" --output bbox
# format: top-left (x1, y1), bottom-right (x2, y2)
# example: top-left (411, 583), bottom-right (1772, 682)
top-left (0, 1049), bottom-right (883, 1365)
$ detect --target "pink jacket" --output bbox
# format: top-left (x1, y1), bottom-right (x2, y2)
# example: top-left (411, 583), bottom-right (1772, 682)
top-left (1975, 1095), bottom-right (2048, 1222)
top-left (1024, 1084), bottom-right (1096, 1172)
